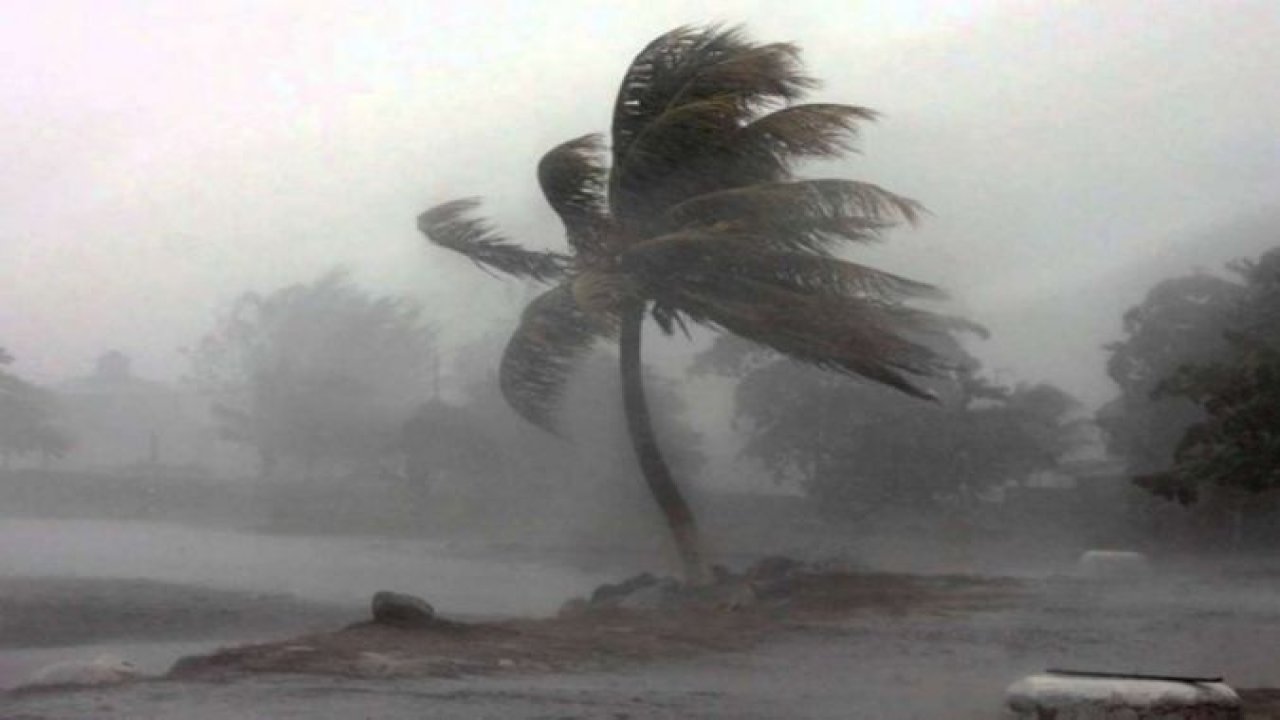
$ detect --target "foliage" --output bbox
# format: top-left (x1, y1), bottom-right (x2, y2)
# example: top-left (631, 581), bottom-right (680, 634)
top-left (415, 25), bottom-right (958, 577)
top-left (1135, 247), bottom-right (1280, 503)
top-left (187, 270), bottom-right (435, 479)
top-left (0, 349), bottom-right (74, 467)
top-left (701, 335), bottom-right (1086, 516)
top-left (1098, 272), bottom-right (1245, 475)
top-left (418, 25), bottom-right (957, 434)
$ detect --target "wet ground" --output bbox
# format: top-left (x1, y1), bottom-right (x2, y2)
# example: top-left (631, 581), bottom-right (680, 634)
top-left (7, 517), bottom-right (1280, 718)
top-left (8, 570), bottom-right (1280, 719)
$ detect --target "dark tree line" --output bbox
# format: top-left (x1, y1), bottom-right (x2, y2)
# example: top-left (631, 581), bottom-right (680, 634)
top-left (1101, 246), bottom-right (1280, 506)
top-left (0, 347), bottom-right (73, 468)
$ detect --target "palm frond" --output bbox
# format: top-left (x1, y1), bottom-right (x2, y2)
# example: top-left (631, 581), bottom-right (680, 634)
top-left (418, 198), bottom-right (569, 282)
top-left (499, 282), bottom-right (610, 433)
top-left (612, 26), bottom-right (810, 161)
top-left (722, 104), bottom-right (878, 183)
top-left (570, 269), bottom-right (631, 332)
top-left (662, 179), bottom-right (922, 252)
top-left (724, 252), bottom-right (946, 302)
top-left (661, 277), bottom-right (948, 400)
top-left (610, 25), bottom-right (814, 231)
top-left (625, 230), bottom-right (943, 302)
top-left (537, 135), bottom-right (613, 259)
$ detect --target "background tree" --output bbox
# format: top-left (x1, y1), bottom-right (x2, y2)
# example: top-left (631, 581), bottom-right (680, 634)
top-left (1136, 247), bottom-right (1280, 504)
top-left (699, 335), bottom-right (1086, 517)
top-left (1097, 272), bottom-right (1244, 475)
top-left (417, 25), bottom-right (958, 580)
top-left (0, 349), bottom-right (73, 469)
top-left (187, 270), bottom-right (435, 480)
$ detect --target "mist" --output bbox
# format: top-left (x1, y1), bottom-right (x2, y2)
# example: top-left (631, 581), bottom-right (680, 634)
top-left (4, 2), bottom-right (1280, 718)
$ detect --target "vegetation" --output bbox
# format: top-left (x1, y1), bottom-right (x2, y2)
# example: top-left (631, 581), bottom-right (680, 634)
top-left (1135, 248), bottom-right (1280, 504)
top-left (417, 25), bottom-right (958, 580)
top-left (698, 335), bottom-right (1086, 516)
top-left (0, 348), bottom-right (73, 469)
top-left (1098, 273), bottom-right (1244, 476)
top-left (186, 270), bottom-right (436, 480)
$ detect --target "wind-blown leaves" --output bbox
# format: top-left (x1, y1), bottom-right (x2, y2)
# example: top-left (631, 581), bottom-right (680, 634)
top-left (663, 179), bottom-right (922, 253)
top-left (499, 283), bottom-right (609, 433)
top-left (624, 230), bottom-right (944, 303)
top-left (666, 277), bottom-right (944, 400)
top-left (722, 104), bottom-right (878, 184)
top-left (418, 198), bottom-right (569, 282)
top-left (537, 134), bottom-right (613, 259)
top-left (610, 26), bottom-right (815, 231)
top-left (418, 24), bottom-right (962, 432)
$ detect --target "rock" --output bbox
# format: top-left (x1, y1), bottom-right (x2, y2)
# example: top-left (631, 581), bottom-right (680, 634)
top-left (617, 578), bottom-right (681, 611)
top-left (590, 572), bottom-right (658, 606)
top-left (557, 596), bottom-right (590, 618)
top-left (748, 555), bottom-right (804, 581)
top-left (23, 654), bottom-right (141, 689)
top-left (371, 590), bottom-right (436, 627)
top-left (747, 555), bottom-right (806, 599)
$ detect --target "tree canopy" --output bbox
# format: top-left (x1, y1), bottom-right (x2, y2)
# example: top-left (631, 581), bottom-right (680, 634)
top-left (187, 270), bottom-right (435, 479)
top-left (1098, 272), bottom-right (1245, 475)
top-left (0, 349), bottom-right (73, 467)
top-left (699, 334), bottom-right (1086, 516)
top-left (1134, 247), bottom-right (1280, 503)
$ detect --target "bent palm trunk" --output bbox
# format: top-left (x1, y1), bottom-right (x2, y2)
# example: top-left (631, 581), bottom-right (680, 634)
top-left (618, 300), bottom-right (707, 583)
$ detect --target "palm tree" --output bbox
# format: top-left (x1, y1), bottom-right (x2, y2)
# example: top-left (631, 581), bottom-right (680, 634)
top-left (418, 25), bottom-right (954, 582)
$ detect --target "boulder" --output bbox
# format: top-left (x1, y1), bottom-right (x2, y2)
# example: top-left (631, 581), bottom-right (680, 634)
top-left (590, 572), bottom-right (658, 606)
top-left (371, 591), bottom-right (436, 627)
top-left (747, 556), bottom-right (806, 599)
top-left (617, 578), bottom-right (682, 611)
top-left (557, 596), bottom-right (590, 618)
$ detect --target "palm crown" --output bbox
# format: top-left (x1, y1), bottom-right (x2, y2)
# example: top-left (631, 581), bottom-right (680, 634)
top-left (420, 25), bottom-right (949, 433)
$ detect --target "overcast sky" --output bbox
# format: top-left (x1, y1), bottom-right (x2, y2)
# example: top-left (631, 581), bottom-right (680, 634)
top-left (2, 0), bottom-right (1278, 409)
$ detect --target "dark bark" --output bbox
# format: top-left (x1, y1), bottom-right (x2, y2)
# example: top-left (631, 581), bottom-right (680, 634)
top-left (618, 300), bottom-right (707, 583)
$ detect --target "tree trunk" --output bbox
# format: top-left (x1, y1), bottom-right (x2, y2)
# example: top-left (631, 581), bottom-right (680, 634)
top-left (619, 300), bottom-right (707, 583)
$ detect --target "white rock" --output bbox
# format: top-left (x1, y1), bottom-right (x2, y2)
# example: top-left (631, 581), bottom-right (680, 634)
top-left (23, 654), bottom-right (141, 689)
top-left (1006, 673), bottom-right (1241, 719)
top-left (1076, 550), bottom-right (1151, 580)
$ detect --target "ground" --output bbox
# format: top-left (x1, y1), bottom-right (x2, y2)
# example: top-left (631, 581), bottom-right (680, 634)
top-left (7, 568), bottom-right (1280, 719)
top-left (0, 577), bottom-right (352, 651)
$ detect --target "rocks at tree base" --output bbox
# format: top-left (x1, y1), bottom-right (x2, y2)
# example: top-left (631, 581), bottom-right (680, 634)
top-left (557, 596), bottom-right (590, 618)
top-left (371, 591), bottom-right (436, 627)
top-left (568, 556), bottom-right (816, 615)
top-left (745, 555), bottom-right (806, 599)
top-left (590, 572), bottom-right (657, 605)
top-left (617, 578), bottom-right (682, 611)
top-left (21, 654), bottom-right (141, 689)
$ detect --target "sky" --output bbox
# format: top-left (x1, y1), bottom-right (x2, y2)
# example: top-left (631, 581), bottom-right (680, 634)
top-left (2, 0), bottom-right (1278, 410)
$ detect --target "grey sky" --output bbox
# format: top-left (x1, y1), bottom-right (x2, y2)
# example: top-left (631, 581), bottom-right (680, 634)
top-left (2, 0), bottom-right (1278, 408)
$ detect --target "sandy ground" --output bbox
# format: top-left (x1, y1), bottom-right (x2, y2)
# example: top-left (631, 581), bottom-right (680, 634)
top-left (7, 568), bottom-right (1280, 719)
